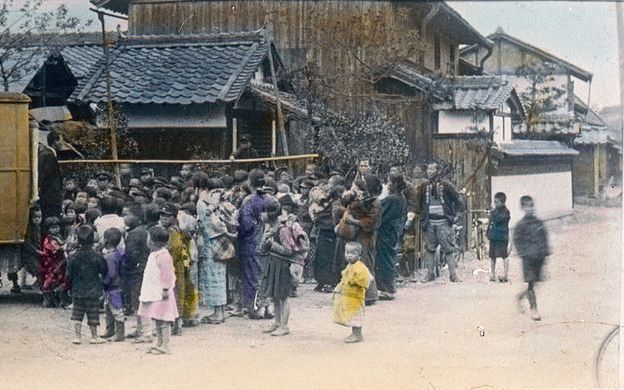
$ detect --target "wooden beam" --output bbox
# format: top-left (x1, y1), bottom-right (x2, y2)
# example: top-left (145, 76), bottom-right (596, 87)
top-left (232, 118), bottom-right (238, 154)
top-left (271, 119), bottom-right (277, 156)
top-left (57, 154), bottom-right (321, 165)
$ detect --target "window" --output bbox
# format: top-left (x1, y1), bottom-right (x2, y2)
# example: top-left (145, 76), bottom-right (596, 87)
top-left (434, 33), bottom-right (441, 70)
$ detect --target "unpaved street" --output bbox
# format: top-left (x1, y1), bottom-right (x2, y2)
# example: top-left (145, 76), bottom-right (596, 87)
top-left (0, 205), bottom-right (621, 390)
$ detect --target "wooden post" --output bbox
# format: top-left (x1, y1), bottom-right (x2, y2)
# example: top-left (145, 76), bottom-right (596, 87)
top-left (98, 11), bottom-right (122, 189)
top-left (594, 144), bottom-right (600, 196)
top-left (271, 119), bottom-right (277, 156)
top-left (232, 118), bottom-right (238, 155)
top-left (266, 38), bottom-right (289, 157)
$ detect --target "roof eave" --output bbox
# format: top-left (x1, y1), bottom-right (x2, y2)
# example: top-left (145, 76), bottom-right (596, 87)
top-left (488, 32), bottom-right (593, 82)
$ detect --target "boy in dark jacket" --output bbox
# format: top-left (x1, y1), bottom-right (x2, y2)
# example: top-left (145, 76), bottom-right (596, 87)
top-left (123, 211), bottom-right (149, 338)
top-left (487, 192), bottom-right (511, 283)
top-left (513, 196), bottom-right (551, 321)
top-left (67, 225), bottom-right (108, 345)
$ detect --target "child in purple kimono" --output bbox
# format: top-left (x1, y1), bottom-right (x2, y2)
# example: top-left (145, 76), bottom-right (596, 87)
top-left (101, 228), bottom-right (126, 341)
top-left (238, 169), bottom-right (270, 319)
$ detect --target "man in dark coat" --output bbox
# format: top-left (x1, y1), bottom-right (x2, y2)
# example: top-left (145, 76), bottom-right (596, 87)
top-left (413, 163), bottom-right (463, 283)
top-left (38, 132), bottom-right (64, 220)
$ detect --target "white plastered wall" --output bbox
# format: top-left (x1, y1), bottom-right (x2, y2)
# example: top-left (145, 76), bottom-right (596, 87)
top-left (491, 170), bottom-right (574, 226)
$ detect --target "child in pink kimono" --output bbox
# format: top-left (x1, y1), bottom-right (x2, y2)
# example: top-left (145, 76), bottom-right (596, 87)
top-left (138, 226), bottom-right (177, 354)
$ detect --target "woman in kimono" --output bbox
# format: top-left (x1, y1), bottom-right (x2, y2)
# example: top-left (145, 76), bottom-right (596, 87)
top-left (335, 175), bottom-right (381, 305)
top-left (375, 173), bottom-right (408, 300)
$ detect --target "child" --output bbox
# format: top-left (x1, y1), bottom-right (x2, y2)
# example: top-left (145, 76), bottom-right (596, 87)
top-left (101, 228), bottom-right (126, 341)
top-left (487, 192), bottom-right (511, 283)
top-left (159, 203), bottom-right (197, 334)
top-left (19, 206), bottom-right (43, 291)
top-left (513, 196), bottom-right (551, 321)
top-left (123, 212), bottom-right (149, 338)
top-left (138, 226), bottom-right (178, 354)
top-left (40, 217), bottom-right (70, 308)
top-left (258, 197), bottom-right (297, 336)
top-left (332, 241), bottom-right (372, 343)
top-left (66, 225), bottom-right (108, 345)
top-left (94, 196), bottom-right (126, 250)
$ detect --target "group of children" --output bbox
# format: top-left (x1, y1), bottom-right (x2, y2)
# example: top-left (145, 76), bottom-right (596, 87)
top-left (4, 162), bottom-right (551, 352)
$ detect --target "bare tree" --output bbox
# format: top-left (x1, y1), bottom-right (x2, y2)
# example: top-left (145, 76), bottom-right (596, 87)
top-left (0, 0), bottom-right (91, 92)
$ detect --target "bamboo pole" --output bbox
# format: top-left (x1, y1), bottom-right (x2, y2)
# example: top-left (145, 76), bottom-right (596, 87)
top-left (97, 11), bottom-right (122, 189)
top-left (266, 37), bottom-right (289, 157)
top-left (58, 154), bottom-right (321, 165)
top-left (232, 118), bottom-right (238, 155)
top-left (271, 119), bottom-right (277, 156)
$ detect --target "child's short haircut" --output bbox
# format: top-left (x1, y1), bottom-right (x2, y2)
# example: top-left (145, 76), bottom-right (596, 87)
top-left (520, 195), bottom-right (534, 207)
top-left (101, 196), bottom-right (118, 215)
top-left (154, 187), bottom-right (172, 201)
top-left (103, 228), bottom-right (123, 248)
top-left (345, 241), bottom-right (363, 254)
top-left (144, 203), bottom-right (161, 223)
top-left (85, 208), bottom-right (102, 225)
top-left (44, 216), bottom-right (61, 231)
top-left (494, 192), bottom-right (507, 204)
top-left (76, 225), bottom-right (95, 247)
top-left (148, 225), bottom-right (169, 244)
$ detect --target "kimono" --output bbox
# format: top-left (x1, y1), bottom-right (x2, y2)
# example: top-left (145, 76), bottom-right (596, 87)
top-left (312, 204), bottom-right (339, 287)
top-left (375, 192), bottom-right (407, 294)
top-left (237, 191), bottom-right (266, 308)
top-left (332, 260), bottom-right (372, 327)
top-left (197, 199), bottom-right (234, 308)
top-left (39, 234), bottom-right (69, 293)
top-left (168, 226), bottom-right (198, 320)
top-left (335, 197), bottom-right (380, 303)
top-left (138, 248), bottom-right (178, 322)
top-left (102, 248), bottom-right (125, 321)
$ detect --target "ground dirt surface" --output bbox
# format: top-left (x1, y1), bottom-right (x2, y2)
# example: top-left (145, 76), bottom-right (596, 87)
top-left (0, 205), bottom-right (621, 390)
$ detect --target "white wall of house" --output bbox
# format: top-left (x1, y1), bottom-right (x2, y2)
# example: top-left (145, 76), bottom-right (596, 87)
top-left (98, 104), bottom-right (227, 129)
top-left (491, 170), bottom-right (574, 225)
top-left (493, 103), bottom-right (513, 143)
top-left (438, 111), bottom-right (490, 134)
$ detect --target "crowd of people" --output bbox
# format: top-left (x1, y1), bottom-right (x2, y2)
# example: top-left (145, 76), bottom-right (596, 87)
top-left (1, 132), bottom-right (551, 351)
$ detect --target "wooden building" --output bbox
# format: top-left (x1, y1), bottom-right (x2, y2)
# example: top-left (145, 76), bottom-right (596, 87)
top-left (93, 0), bottom-right (493, 162)
top-left (460, 27), bottom-right (593, 135)
top-left (68, 31), bottom-right (306, 161)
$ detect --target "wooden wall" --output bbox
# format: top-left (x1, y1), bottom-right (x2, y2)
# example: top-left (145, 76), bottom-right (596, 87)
top-left (432, 135), bottom-right (491, 210)
top-left (128, 1), bottom-right (442, 160)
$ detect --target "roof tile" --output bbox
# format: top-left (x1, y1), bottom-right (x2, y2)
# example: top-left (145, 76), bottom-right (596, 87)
top-left (70, 38), bottom-right (270, 105)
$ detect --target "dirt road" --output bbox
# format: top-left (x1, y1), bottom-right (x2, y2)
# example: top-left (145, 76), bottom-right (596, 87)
top-left (0, 205), bottom-right (620, 389)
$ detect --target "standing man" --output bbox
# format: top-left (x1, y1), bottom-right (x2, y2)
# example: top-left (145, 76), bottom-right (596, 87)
top-left (413, 162), bottom-right (463, 283)
top-left (38, 132), bottom-right (64, 220)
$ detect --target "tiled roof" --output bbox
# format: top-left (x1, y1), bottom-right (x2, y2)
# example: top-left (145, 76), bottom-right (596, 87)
top-left (574, 129), bottom-right (615, 145)
top-left (434, 76), bottom-right (516, 111)
top-left (70, 36), bottom-right (273, 105)
top-left (388, 64), bottom-right (451, 101)
top-left (246, 80), bottom-right (309, 120)
top-left (61, 45), bottom-right (104, 79)
top-left (492, 140), bottom-right (579, 159)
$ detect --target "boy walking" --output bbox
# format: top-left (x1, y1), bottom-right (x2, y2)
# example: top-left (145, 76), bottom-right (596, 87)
top-left (67, 225), bottom-right (108, 344)
top-left (513, 196), bottom-right (551, 321)
top-left (487, 192), bottom-right (511, 283)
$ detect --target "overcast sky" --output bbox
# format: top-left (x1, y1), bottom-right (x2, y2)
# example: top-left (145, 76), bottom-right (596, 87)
top-left (7, 1), bottom-right (622, 109)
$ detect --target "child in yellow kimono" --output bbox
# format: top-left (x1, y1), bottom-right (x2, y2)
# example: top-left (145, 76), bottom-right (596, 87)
top-left (332, 241), bottom-right (372, 343)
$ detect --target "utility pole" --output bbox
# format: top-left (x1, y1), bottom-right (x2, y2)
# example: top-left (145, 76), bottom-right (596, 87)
top-left (94, 8), bottom-right (122, 189)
